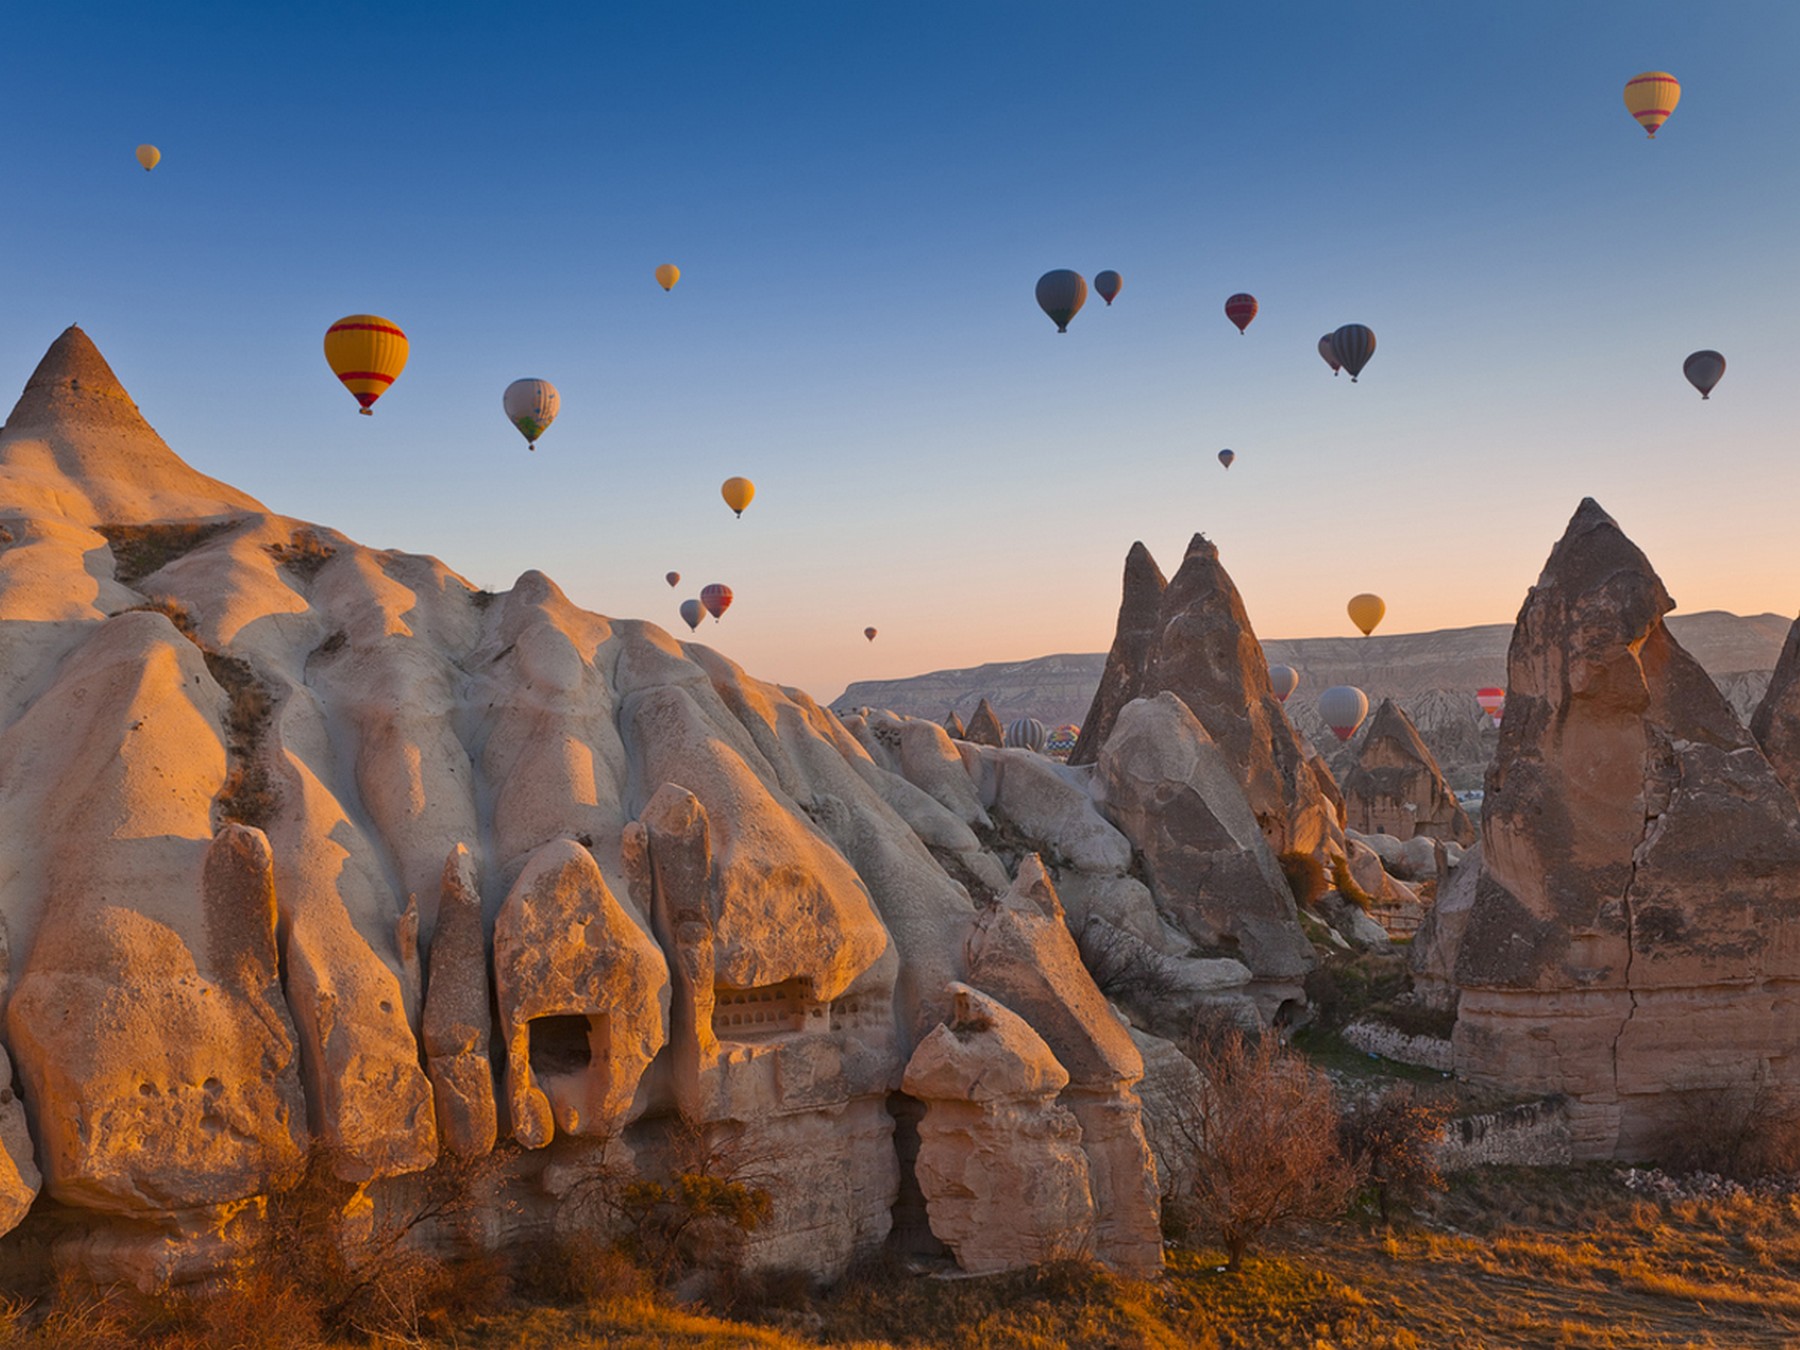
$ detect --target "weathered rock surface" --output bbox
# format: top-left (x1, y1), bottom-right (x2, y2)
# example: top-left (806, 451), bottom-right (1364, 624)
top-left (422, 845), bottom-right (497, 1156)
top-left (1453, 500), bottom-right (1800, 1159)
top-left (1341, 698), bottom-right (1474, 844)
top-left (1070, 535), bottom-right (1344, 861)
top-left (1095, 693), bottom-right (1313, 983)
top-left (1409, 841), bottom-right (1480, 1011)
top-left (902, 984), bottom-right (1094, 1274)
top-left (964, 859), bottom-right (1163, 1277)
top-left (494, 838), bottom-right (670, 1147)
top-left (962, 697), bottom-right (1005, 747)
top-left (1751, 612), bottom-right (1800, 806)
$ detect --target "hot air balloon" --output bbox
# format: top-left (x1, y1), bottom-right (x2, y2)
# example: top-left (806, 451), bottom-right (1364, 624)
top-left (1268, 664), bottom-right (1300, 702)
top-left (1347, 593), bottom-right (1386, 637)
top-left (1224, 293), bottom-right (1258, 334)
top-left (656, 264), bottom-right (681, 292)
top-left (700, 583), bottom-right (733, 621)
top-left (135, 144), bottom-right (160, 172)
top-left (1035, 270), bottom-right (1087, 333)
top-left (1331, 324), bottom-right (1376, 382)
top-left (721, 477), bottom-right (755, 518)
top-left (1045, 723), bottom-right (1081, 756)
top-left (502, 378), bottom-right (559, 450)
top-left (1094, 271), bottom-right (1123, 306)
top-left (1005, 718), bottom-right (1048, 753)
top-left (1476, 687), bottom-right (1505, 729)
top-left (1319, 685), bottom-right (1370, 742)
top-left (678, 598), bottom-right (704, 631)
top-left (864, 627), bottom-right (878, 642)
top-left (666, 571), bottom-right (681, 588)
top-left (1318, 335), bottom-right (1342, 376)
top-left (1218, 449), bottom-right (1236, 470)
top-left (1624, 71), bottom-right (1680, 139)
top-left (324, 315), bottom-right (409, 415)
top-left (1683, 350), bottom-right (1725, 399)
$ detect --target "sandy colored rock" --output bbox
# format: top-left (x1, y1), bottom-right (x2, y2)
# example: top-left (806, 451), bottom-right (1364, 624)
top-left (1096, 693), bottom-right (1313, 981)
top-left (962, 697), bottom-right (1005, 748)
top-left (1750, 612), bottom-right (1800, 805)
top-left (495, 838), bottom-right (670, 1147)
top-left (942, 710), bottom-right (966, 739)
top-left (422, 844), bottom-right (497, 1157)
top-left (902, 984), bottom-right (1094, 1274)
top-left (1070, 542), bottom-right (1167, 766)
top-left (1453, 500), bottom-right (1800, 1159)
top-left (1127, 1028), bottom-right (1206, 1206)
top-left (1341, 698), bottom-right (1474, 844)
top-left (965, 858), bottom-right (1163, 1276)
top-left (1410, 841), bottom-right (1480, 1011)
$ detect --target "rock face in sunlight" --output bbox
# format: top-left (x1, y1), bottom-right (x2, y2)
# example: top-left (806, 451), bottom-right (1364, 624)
top-left (1070, 534), bottom-right (1346, 863)
top-left (0, 329), bottom-right (1202, 1286)
top-left (1341, 698), bottom-right (1474, 845)
top-left (1453, 499), bottom-right (1800, 1160)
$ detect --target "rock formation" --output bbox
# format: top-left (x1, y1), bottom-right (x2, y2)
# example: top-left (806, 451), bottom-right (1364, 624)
top-left (1340, 698), bottom-right (1474, 844)
top-left (1750, 613), bottom-right (1800, 805)
top-left (902, 985), bottom-right (1094, 1274)
top-left (1069, 535), bottom-right (1344, 861)
top-left (962, 697), bottom-right (1005, 747)
top-left (943, 710), bottom-right (966, 739)
top-left (1453, 499), bottom-right (1800, 1159)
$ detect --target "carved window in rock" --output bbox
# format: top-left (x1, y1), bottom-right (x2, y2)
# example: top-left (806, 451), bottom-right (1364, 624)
top-left (711, 977), bottom-right (829, 1041)
top-left (828, 991), bottom-right (887, 1033)
top-left (529, 1013), bottom-right (614, 1134)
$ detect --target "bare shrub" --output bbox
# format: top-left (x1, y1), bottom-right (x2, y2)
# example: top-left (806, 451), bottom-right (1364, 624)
top-left (1339, 1085), bottom-right (1453, 1222)
top-left (98, 522), bottom-right (235, 587)
top-left (1174, 1030), bottom-right (1361, 1270)
top-left (1277, 850), bottom-right (1328, 906)
top-left (1078, 920), bottom-right (1186, 1014)
top-left (1654, 1079), bottom-right (1800, 1181)
top-left (1328, 855), bottom-right (1377, 912)
top-left (264, 528), bottom-right (336, 581)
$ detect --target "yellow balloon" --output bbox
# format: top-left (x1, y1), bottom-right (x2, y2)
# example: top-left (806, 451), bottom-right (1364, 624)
top-left (656, 264), bottom-right (681, 292)
top-left (324, 315), bottom-right (409, 415)
top-left (1623, 72), bottom-right (1680, 139)
top-left (135, 144), bottom-right (160, 172)
top-left (1347, 593), bottom-right (1386, 637)
top-left (721, 476), bottom-right (755, 517)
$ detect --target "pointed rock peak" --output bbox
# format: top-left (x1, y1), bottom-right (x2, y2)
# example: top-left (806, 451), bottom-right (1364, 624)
top-left (944, 710), bottom-right (967, 739)
top-left (1123, 540), bottom-right (1167, 587)
top-left (1533, 499), bottom-right (1671, 629)
top-left (1362, 698), bottom-right (1425, 752)
top-left (0, 327), bottom-right (265, 522)
top-left (6, 326), bottom-right (149, 433)
top-left (964, 698), bottom-right (1005, 747)
top-left (1180, 532), bottom-right (1219, 565)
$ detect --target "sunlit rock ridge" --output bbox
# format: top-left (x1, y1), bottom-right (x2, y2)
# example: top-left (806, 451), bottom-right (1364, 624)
top-left (0, 327), bottom-right (1317, 1285)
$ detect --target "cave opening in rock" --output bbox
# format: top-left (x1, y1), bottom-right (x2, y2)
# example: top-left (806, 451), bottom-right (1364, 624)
top-left (529, 1014), bottom-right (597, 1077)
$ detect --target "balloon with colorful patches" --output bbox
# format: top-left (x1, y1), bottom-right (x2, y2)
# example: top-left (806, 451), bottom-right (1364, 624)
top-left (1476, 687), bottom-right (1505, 729)
top-left (502, 378), bottom-right (559, 450)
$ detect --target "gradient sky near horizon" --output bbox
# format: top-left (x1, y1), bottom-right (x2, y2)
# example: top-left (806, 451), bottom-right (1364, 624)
top-left (5, 2), bottom-right (1797, 702)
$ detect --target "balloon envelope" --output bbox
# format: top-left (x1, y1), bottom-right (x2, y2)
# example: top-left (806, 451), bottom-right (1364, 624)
top-left (1624, 71), bottom-right (1680, 138)
top-left (1319, 685), bottom-right (1370, 741)
top-left (1094, 270), bottom-right (1123, 306)
top-left (1218, 449), bottom-right (1236, 470)
top-left (656, 264), bottom-right (681, 291)
top-left (1224, 293), bottom-right (1258, 333)
top-left (666, 571), bottom-right (681, 587)
top-left (502, 378), bottom-right (559, 449)
top-left (1268, 664), bottom-right (1300, 702)
top-left (1005, 718), bottom-right (1048, 753)
top-left (700, 583), bottom-right (733, 620)
top-left (864, 627), bottom-right (878, 642)
top-left (1035, 270), bottom-right (1087, 332)
top-left (1331, 324), bottom-right (1376, 381)
top-left (1476, 686), bottom-right (1505, 728)
top-left (1683, 350), bottom-right (1725, 399)
top-left (135, 144), bottom-right (160, 171)
top-left (678, 599), bottom-right (704, 631)
top-left (721, 477), bottom-right (756, 517)
top-left (1318, 335), bottom-right (1342, 375)
top-left (1347, 593), bottom-right (1386, 637)
top-left (324, 315), bottom-right (408, 415)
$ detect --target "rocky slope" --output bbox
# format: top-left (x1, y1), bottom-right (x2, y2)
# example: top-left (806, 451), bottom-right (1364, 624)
top-left (0, 329), bottom-right (1345, 1288)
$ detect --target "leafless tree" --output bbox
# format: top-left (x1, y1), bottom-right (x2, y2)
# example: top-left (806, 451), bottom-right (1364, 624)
top-left (1172, 1030), bottom-right (1361, 1271)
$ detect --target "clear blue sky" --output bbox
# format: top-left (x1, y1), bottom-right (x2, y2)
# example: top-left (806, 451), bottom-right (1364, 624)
top-left (5, 1), bottom-right (1796, 700)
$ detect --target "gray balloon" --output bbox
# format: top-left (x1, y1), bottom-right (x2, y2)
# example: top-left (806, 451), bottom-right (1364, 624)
top-left (678, 598), bottom-right (704, 632)
top-left (1683, 350), bottom-right (1725, 399)
top-left (1035, 270), bottom-right (1088, 332)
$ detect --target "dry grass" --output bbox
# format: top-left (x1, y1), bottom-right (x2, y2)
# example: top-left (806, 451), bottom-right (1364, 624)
top-left (10, 1168), bottom-right (1800, 1347)
top-left (265, 528), bottom-right (337, 581)
top-left (98, 522), bottom-right (235, 586)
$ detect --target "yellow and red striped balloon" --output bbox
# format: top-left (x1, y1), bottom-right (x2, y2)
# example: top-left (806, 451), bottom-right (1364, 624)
top-left (324, 315), bottom-right (409, 415)
top-left (1624, 72), bottom-right (1680, 139)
